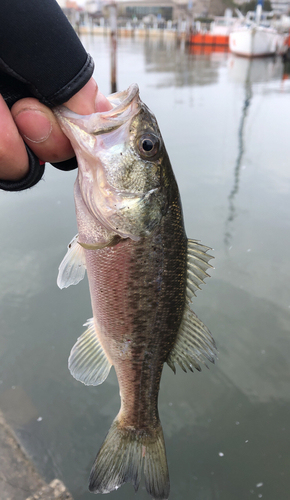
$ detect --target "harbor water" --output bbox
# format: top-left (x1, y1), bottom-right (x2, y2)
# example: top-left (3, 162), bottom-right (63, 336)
top-left (0, 35), bottom-right (290, 500)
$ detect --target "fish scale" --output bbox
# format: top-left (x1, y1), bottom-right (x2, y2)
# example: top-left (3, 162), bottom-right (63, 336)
top-left (83, 224), bottom-right (186, 430)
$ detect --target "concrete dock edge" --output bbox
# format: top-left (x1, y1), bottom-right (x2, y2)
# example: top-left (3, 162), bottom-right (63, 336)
top-left (0, 410), bottom-right (73, 500)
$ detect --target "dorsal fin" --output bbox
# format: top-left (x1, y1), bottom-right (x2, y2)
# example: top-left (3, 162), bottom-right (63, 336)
top-left (166, 238), bottom-right (216, 374)
top-left (186, 239), bottom-right (214, 300)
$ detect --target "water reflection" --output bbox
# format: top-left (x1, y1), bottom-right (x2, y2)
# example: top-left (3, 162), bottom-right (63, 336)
top-left (227, 54), bottom-right (284, 84)
top-left (142, 37), bottom-right (226, 87)
top-left (224, 60), bottom-right (253, 249)
top-left (224, 55), bottom-right (285, 248)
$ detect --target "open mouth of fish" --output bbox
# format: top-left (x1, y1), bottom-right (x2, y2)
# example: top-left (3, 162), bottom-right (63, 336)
top-left (54, 83), bottom-right (140, 137)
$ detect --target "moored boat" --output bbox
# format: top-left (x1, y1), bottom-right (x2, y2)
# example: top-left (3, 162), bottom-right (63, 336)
top-left (189, 12), bottom-right (240, 47)
top-left (229, 4), bottom-right (288, 57)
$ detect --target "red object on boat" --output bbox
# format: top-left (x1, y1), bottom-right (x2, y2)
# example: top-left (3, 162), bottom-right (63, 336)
top-left (189, 33), bottom-right (229, 46)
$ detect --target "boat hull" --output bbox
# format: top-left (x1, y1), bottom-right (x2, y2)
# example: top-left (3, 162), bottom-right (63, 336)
top-left (229, 27), bottom-right (287, 57)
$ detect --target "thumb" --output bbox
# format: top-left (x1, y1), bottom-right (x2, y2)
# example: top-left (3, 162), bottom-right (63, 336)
top-left (12, 100), bottom-right (74, 163)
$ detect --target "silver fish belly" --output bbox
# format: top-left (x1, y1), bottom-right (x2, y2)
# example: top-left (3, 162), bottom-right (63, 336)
top-left (55, 84), bottom-right (217, 499)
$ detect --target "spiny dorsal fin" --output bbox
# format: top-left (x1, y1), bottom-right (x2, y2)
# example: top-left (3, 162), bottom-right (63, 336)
top-left (57, 234), bottom-right (86, 289)
top-left (166, 304), bottom-right (217, 374)
top-left (68, 318), bottom-right (112, 386)
top-left (186, 239), bottom-right (214, 300)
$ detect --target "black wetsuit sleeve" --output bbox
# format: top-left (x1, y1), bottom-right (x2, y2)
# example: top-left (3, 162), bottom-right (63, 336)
top-left (0, 0), bottom-right (93, 191)
top-left (0, 0), bottom-right (93, 107)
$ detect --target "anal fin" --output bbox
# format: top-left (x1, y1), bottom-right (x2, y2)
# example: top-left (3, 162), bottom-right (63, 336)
top-left (167, 304), bottom-right (217, 373)
top-left (68, 318), bottom-right (112, 386)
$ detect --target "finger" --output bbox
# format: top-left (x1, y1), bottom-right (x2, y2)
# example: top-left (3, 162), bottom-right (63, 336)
top-left (0, 95), bottom-right (29, 181)
top-left (64, 77), bottom-right (113, 114)
top-left (12, 98), bottom-right (75, 164)
top-left (95, 90), bottom-right (113, 112)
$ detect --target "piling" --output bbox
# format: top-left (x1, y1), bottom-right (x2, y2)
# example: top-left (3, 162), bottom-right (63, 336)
top-left (109, 2), bottom-right (117, 93)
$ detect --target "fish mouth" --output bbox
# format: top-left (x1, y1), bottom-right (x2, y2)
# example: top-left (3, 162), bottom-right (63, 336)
top-left (54, 84), bottom-right (140, 136)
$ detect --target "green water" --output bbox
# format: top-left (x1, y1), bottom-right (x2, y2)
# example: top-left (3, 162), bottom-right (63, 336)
top-left (0, 36), bottom-right (289, 500)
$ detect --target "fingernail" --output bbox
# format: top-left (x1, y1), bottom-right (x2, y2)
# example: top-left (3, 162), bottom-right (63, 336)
top-left (14, 109), bottom-right (52, 143)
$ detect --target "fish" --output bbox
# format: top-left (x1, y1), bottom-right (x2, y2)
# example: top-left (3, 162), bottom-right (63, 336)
top-left (54, 84), bottom-right (217, 499)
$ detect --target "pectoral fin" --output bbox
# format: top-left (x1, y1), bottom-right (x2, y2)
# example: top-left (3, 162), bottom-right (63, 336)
top-left (166, 305), bottom-right (217, 373)
top-left (68, 318), bottom-right (112, 386)
top-left (57, 234), bottom-right (86, 289)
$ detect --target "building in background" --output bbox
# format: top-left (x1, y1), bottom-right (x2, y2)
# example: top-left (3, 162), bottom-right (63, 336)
top-left (116, 0), bottom-right (174, 21)
top-left (271, 0), bottom-right (290, 14)
top-left (56, 0), bottom-right (290, 21)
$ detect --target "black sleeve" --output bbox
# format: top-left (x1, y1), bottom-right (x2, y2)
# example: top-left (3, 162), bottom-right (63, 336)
top-left (0, 0), bottom-right (93, 191)
top-left (0, 0), bottom-right (93, 107)
top-left (0, 145), bottom-right (45, 193)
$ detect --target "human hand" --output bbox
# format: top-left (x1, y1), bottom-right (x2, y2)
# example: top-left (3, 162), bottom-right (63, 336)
top-left (0, 77), bottom-right (112, 182)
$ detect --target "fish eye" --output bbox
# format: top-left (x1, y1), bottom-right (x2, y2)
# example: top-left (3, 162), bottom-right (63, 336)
top-left (143, 139), bottom-right (154, 151)
top-left (138, 134), bottom-right (160, 159)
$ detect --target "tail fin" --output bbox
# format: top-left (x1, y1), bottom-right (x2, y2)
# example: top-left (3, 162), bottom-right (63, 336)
top-left (89, 417), bottom-right (170, 499)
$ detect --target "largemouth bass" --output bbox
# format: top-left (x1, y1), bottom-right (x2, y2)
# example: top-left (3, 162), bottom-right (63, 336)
top-left (54, 84), bottom-right (216, 499)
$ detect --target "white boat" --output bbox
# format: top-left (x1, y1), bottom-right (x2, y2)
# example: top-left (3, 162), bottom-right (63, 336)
top-left (229, 5), bottom-right (288, 57)
top-left (210, 11), bottom-right (241, 36)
